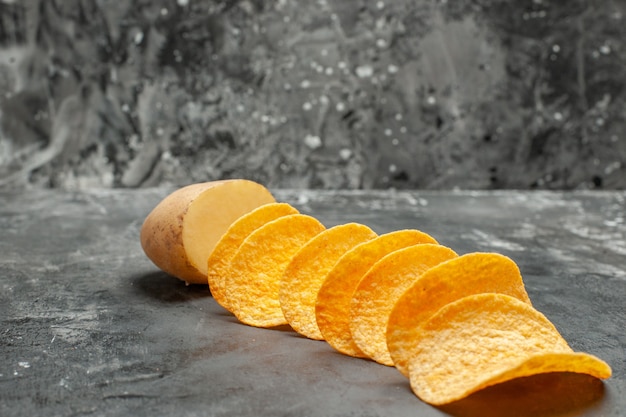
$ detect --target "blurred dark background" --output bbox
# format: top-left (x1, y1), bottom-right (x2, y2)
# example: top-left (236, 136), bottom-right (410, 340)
top-left (0, 0), bottom-right (624, 190)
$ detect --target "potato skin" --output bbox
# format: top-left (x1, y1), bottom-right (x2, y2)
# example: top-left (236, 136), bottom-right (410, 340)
top-left (140, 181), bottom-right (230, 284)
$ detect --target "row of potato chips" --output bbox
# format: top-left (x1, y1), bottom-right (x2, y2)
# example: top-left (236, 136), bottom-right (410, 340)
top-left (206, 202), bottom-right (611, 406)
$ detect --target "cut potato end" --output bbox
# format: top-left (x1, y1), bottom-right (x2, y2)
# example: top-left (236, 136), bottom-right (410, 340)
top-left (140, 180), bottom-right (275, 284)
top-left (183, 181), bottom-right (276, 278)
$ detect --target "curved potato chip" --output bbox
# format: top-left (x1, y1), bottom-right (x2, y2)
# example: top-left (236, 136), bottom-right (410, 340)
top-left (207, 202), bottom-right (299, 312)
top-left (387, 252), bottom-right (532, 376)
top-left (225, 214), bottom-right (326, 328)
top-left (280, 223), bottom-right (378, 340)
top-left (408, 293), bottom-right (612, 406)
top-left (316, 229), bottom-right (438, 357)
top-left (350, 244), bottom-right (458, 365)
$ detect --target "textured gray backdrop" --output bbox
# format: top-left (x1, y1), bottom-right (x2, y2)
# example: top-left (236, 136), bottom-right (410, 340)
top-left (0, 0), bottom-right (624, 190)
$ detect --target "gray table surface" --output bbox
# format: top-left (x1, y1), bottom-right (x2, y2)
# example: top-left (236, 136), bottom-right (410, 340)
top-left (1, 187), bottom-right (624, 417)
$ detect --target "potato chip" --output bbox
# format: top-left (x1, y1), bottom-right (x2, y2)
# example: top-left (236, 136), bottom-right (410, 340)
top-left (207, 202), bottom-right (299, 313)
top-left (350, 243), bottom-right (458, 365)
top-left (224, 214), bottom-right (326, 328)
top-left (387, 252), bottom-right (532, 376)
top-left (408, 293), bottom-right (612, 405)
top-left (279, 223), bottom-right (378, 340)
top-left (316, 229), bottom-right (438, 358)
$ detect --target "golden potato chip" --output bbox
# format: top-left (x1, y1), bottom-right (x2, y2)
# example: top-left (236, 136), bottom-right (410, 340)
top-left (224, 214), bottom-right (326, 328)
top-left (279, 223), bottom-right (378, 340)
top-left (316, 229), bottom-right (438, 358)
top-left (408, 293), bottom-right (612, 405)
top-left (207, 202), bottom-right (299, 313)
top-left (387, 252), bottom-right (532, 376)
top-left (350, 244), bottom-right (458, 365)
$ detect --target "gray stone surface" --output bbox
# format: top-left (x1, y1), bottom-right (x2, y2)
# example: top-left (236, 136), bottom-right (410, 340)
top-left (1, 188), bottom-right (624, 416)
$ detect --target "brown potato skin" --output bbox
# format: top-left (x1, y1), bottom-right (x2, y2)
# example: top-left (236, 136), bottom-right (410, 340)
top-left (140, 181), bottom-right (230, 284)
